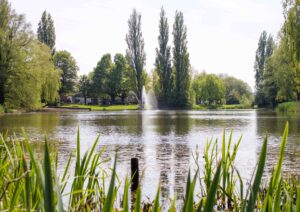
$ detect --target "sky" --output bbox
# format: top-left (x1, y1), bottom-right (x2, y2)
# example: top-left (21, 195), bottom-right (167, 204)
top-left (11, 0), bottom-right (284, 90)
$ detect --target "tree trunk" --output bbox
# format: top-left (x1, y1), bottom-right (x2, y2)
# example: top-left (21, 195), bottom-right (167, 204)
top-left (111, 95), bottom-right (115, 105)
top-left (84, 96), bottom-right (87, 105)
top-left (121, 95), bottom-right (126, 105)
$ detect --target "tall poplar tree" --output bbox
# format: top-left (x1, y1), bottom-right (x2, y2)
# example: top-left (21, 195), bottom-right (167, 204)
top-left (155, 7), bottom-right (172, 108)
top-left (37, 11), bottom-right (56, 53)
top-left (254, 31), bottom-right (267, 106)
top-left (172, 11), bottom-right (191, 108)
top-left (282, 0), bottom-right (300, 100)
top-left (125, 9), bottom-right (146, 107)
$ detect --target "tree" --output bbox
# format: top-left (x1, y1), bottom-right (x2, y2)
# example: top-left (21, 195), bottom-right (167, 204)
top-left (282, 0), bottom-right (300, 100)
top-left (254, 31), bottom-right (267, 106)
top-left (78, 74), bottom-right (91, 105)
top-left (193, 74), bottom-right (225, 105)
top-left (54, 50), bottom-right (78, 99)
top-left (263, 39), bottom-right (296, 104)
top-left (155, 7), bottom-right (172, 108)
top-left (0, 0), bottom-right (32, 106)
top-left (92, 54), bottom-right (112, 98)
top-left (125, 9), bottom-right (146, 107)
top-left (37, 11), bottom-right (56, 52)
top-left (172, 11), bottom-right (191, 108)
top-left (106, 54), bottom-right (124, 104)
top-left (222, 76), bottom-right (252, 105)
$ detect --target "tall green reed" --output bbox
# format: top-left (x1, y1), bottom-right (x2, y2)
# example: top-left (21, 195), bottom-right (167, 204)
top-left (0, 122), bottom-right (299, 211)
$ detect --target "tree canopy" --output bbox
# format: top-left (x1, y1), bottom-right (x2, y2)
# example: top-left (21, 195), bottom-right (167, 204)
top-left (125, 9), bottom-right (146, 107)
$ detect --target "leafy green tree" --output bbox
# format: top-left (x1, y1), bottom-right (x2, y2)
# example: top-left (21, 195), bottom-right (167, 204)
top-left (37, 11), bottom-right (56, 52)
top-left (264, 39), bottom-right (296, 104)
top-left (254, 31), bottom-right (267, 106)
top-left (155, 7), bottom-right (172, 108)
top-left (222, 76), bottom-right (252, 105)
top-left (172, 11), bottom-right (191, 108)
top-left (78, 74), bottom-right (91, 105)
top-left (193, 74), bottom-right (225, 105)
top-left (36, 43), bottom-right (60, 105)
top-left (282, 0), bottom-right (300, 100)
top-left (91, 54), bottom-right (112, 98)
top-left (54, 50), bottom-right (78, 99)
top-left (125, 9), bottom-right (146, 107)
top-left (106, 54), bottom-right (124, 104)
top-left (0, 0), bottom-right (32, 106)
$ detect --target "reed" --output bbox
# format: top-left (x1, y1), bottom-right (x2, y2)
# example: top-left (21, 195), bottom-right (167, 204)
top-left (0, 122), bottom-right (299, 211)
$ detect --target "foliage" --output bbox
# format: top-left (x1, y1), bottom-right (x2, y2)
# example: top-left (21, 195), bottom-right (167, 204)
top-left (0, 0), bottom-right (32, 106)
top-left (254, 31), bottom-right (274, 106)
top-left (263, 40), bottom-right (296, 105)
top-left (126, 9), bottom-right (146, 107)
top-left (54, 50), bottom-right (78, 98)
top-left (37, 10), bottom-right (56, 53)
top-left (91, 53), bottom-right (112, 100)
top-left (171, 11), bottom-right (191, 108)
top-left (90, 53), bottom-right (133, 104)
top-left (193, 73), bottom-right (225, 105)
top-left (283, 0), bottom-right (300, 100)
top-left (78, 75), bottom-right (91, 104)
top-left (61, 104), bottom-right (138, 111)
top-left (155, 7), bottom-right (172, 108)
top-left (222, 75), bottom-right (253, 105)
top-left (1, 123), bottom-right (299, 211)
top-left (276, 101), bottom-right (300, 113)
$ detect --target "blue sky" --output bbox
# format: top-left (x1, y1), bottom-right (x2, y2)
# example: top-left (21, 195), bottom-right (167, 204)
top-left (11, 0), bottom-right (283, 89)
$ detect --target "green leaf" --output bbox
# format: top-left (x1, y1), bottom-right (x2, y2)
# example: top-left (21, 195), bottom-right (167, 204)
top-left (103, 153), bottom-right (117, 212)
top-left (246, 135), bottom-right (268, 212)
top-left (43, 138), bottom-right (55, 212)
top-left (204, 162), bottom-right (222, 212)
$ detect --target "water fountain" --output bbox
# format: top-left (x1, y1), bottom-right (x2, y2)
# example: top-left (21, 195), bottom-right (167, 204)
top-left (142, 86), bottom-right (158, 109)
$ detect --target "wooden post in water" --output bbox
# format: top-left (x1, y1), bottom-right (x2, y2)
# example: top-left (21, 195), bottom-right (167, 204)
top-left (131, 158), bottom-right (139, 191)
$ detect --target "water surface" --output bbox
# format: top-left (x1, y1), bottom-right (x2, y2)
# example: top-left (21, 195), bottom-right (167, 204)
top-left (0, 110), bottom-right (299, 203)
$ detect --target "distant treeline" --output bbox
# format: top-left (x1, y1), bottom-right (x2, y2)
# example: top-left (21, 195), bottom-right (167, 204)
top-left (6, 0), bottom-right (296, 110)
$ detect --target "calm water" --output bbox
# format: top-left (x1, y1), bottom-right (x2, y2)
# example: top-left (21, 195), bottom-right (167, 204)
top-left (0, 110), bottom-right (300, 203)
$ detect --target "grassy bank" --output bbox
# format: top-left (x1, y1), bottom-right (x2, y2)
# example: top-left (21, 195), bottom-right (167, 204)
top-left (277, 101), bottom-right (300, 113)
top-left (193, 104), bottom-right (252, 110)
top-left (0, 123), bottom-right (299, 211)
top-left (0, 105), bottom-right (4, 114)
top-left (61, 103), bottom-right (139, 111)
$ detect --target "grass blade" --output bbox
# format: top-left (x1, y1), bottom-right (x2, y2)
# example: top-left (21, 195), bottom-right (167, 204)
top-left (246, 135), bottom-right (268, 212)
top-left (204, 162), bottom-right (222, 212)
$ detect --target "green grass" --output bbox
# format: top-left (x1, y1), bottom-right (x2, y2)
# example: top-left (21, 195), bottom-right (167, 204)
top-left (276, 101), bottom-right (300, 113)
top-left (0, 105), bottom-right (4, 114)
top-left (61, 103), bottom-right (139, 111)
top-left (0, 122), bottom-right (299, 211)
top-left (192, 104), bottom-right (252, 110)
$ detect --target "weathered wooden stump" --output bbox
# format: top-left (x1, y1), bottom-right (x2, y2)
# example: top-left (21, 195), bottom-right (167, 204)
top-left (131, 158), bottom-right (139, 191)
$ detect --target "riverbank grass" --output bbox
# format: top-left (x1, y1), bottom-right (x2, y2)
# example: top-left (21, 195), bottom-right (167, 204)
top-left (1, 123), bottom-right (299, 211)
top-left (0, 105), bottom-right (4, 114)
top-left (61, 103), bottom-right (139, 111)
top-left (193, 104), bottom-right (252, 110)
top-left (277, 101), bottom-right (300, 113)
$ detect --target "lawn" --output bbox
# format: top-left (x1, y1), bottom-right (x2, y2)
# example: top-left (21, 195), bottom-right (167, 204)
top-left (61, 104), bottom-right (139, 111)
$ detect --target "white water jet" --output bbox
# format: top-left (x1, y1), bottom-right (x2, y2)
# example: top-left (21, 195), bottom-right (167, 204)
top-left (142, 86), bottom-right (158, 109)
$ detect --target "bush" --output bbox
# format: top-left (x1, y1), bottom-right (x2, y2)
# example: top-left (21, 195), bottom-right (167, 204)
top-left (277, 101), bottom-right (300, 113)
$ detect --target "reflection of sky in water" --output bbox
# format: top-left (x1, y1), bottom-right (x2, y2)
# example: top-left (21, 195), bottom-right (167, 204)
top-left (0, 110), bottom-right (299, 206)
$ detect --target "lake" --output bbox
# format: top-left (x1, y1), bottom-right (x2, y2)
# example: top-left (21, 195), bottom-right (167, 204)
top-left (0, 109), bottom-right (299, 204)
